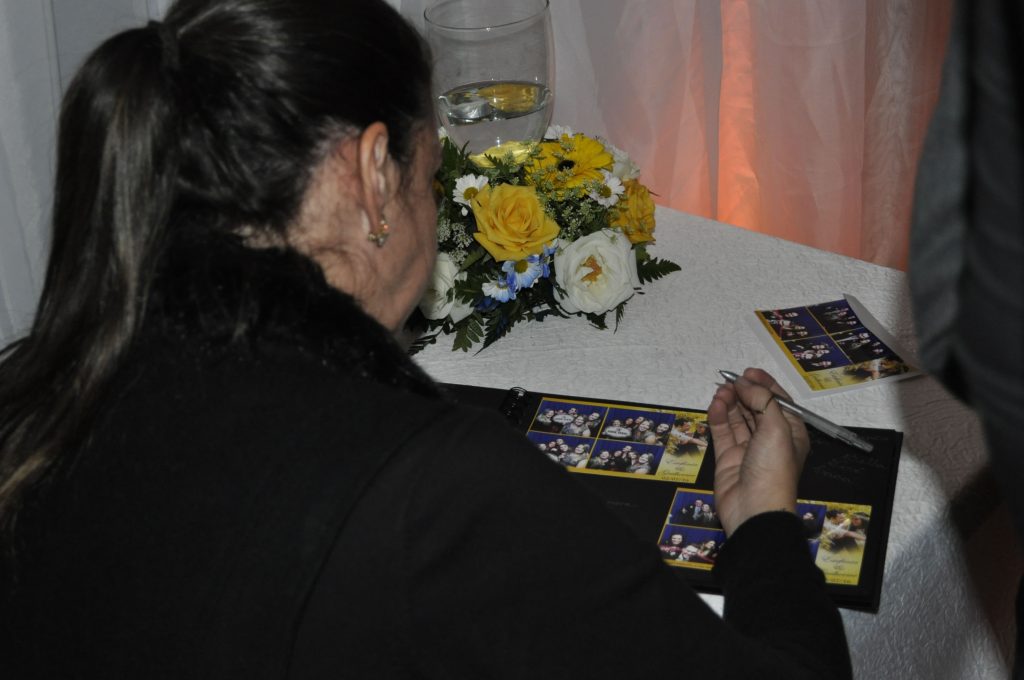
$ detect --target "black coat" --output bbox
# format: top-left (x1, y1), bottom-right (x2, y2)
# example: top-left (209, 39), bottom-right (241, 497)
top-left (2, 234), bottom-right (850, 679)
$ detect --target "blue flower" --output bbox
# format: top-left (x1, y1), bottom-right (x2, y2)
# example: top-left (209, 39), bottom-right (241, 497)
top-left (502, 256), bottom-right (546, 291)
top-left (475, 297), bottom-right (500, 313)
top-left (482, 278), bottom-right (516, 303)
top-left (540, 244), bottom-right (557, 278)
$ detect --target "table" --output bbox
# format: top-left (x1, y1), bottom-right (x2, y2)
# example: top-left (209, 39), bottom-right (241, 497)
top-left (413, 206), bottom-right (1022, 679)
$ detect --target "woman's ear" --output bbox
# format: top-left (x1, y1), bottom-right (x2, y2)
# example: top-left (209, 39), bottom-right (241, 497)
top-left (357, 122), bottom-right (393, 234)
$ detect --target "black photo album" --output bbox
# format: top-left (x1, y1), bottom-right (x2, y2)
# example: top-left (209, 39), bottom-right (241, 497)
top-left (443, 382), bottom-right (903, 612)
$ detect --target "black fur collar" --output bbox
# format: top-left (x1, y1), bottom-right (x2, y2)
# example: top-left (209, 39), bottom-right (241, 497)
top-left (143, 230), bottom-right (441, 399)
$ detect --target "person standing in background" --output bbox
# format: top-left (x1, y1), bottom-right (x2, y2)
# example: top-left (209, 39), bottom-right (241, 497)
top-left (910, 0), bottom-right (1024, 676)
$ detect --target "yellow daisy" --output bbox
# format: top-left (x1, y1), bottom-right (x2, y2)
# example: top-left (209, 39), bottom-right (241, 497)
top-left (526, 133), bottom-right (613, 190)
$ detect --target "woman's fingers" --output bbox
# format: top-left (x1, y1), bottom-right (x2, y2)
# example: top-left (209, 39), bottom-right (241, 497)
top-left (709, 384), bottom-right (753, 451)
top-left (709, 385), bottom-right (748, 457)
top-left (731, 372), bottom-right (784, 420)
top-left (737, 367), bottom-right (811, 458)
top-left (741, 366), bottom-right (792, 400)
top-left (707, 393), bottom-right (735, 451)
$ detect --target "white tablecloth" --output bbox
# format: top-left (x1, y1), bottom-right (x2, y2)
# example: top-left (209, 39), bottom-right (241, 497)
top-left (413, 206), bottom-right (1021, 679)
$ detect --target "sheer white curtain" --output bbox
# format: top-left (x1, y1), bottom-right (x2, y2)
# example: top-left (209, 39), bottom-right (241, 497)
top-left (404, 0), bottom-right (953, 269)
top-left (0, 1), bottom-right (953, 346)
top-left (0, 1), bottom-right (59, 346)
top-left (0, 0), bottom-right (166, 346)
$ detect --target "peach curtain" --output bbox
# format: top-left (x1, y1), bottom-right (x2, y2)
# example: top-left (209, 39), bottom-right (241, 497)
top-left (405, 0), bottom-right (954, 269)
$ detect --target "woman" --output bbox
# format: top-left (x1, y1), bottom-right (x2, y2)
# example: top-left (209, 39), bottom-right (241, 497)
top-left (561, 414), bottom-right (589, 437)
top-left (587, 450), bottom-right (612, 470)
top-left (672, 426), bottom-right (709, 456)
top-left (559, 443), bottom-right (589, 469)
top-left (534, 408), bottom-right (555, 431)
top-left (659, 532), bottom-right (687, 560)
top-left (628, 452), bottom-right (654, 475)
top-left (0, 1), bottom-right (850, 677)
top-left (832, 513), bottom-right (869, 552)
top-left (631, 419), bottom-right (654, 442)
top-left (653, 421), bottom-right (672, 444)
top-left (821, 509), bottom-right (851, 552)
top-left (697, 539), bottom-right (720, 564)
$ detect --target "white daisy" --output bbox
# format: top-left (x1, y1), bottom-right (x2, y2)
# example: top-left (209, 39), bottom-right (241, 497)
top-left (454, 174), bottom-right (489, 216)
top-left (453, 174), bottom-right (490, 210)
top-left (588, 170), bottom-right (625, 208)
top-left (544, 124), bottom-right (575, 140)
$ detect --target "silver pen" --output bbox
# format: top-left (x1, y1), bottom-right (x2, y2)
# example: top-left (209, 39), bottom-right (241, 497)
top-left (718, 370), bottom-right (874, 453)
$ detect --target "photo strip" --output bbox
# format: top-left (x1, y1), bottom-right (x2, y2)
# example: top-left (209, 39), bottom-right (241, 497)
top-left (656, 491), bottom-right (872, 585)
top-left (658, 489), bottom-right (726, 572)
top-left (804, 500), bottom-right (872, 586)
top-left (751, 295), bottom-right (919, 398)
top-left (527, 396), bottom-right (709, 484)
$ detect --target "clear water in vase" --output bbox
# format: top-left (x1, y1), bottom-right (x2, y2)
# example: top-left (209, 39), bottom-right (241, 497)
top-left (438, 80), bottom-right (552, 153)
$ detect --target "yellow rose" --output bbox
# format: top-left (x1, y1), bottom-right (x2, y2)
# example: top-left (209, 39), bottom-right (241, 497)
top-left (526, 134), bottom-right (613, 189)
top-left (471, 184), bottom-right (560, 261)
top-left (611, 179), bottom-right (656, 244)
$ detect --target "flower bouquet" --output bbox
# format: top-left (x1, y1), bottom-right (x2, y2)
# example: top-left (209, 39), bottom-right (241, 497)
top-left (408, 126), bottom-right (680, 353)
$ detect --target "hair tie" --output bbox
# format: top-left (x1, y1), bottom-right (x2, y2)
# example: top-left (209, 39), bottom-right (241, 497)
top-left (148, 20), bottom-right (180, 71)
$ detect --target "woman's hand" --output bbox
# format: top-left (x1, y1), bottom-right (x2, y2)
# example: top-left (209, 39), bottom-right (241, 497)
top-left (707, 367), bottom-right (810, 536)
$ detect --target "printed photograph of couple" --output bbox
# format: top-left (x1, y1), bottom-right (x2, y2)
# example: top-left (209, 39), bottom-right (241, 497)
top-left (799, 500), bottom-right (871, 587)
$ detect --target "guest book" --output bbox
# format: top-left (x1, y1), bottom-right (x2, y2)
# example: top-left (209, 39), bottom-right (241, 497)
top-left (443, 382), bottom-right (903, 612)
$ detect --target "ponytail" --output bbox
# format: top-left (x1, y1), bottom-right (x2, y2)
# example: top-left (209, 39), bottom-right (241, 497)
top-left (0, 22), bottom-right (181, 536)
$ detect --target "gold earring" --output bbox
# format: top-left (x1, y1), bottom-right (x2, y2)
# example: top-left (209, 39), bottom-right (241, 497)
top-left (368, 217), bottom-right (390, 248)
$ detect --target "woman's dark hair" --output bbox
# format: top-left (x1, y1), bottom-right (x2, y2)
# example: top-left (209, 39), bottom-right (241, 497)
top-left (0, 0), bottom-right (433, 536)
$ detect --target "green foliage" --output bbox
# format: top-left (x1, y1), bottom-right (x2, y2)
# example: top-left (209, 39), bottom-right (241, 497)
top-left (452, 314), bottom-right (483, 353)
top-left (636, 255), bottom-right (682, 284)
top-left (407, 331), bottom-right (439, 356)
top-left (584, 311), bottom-right (609, 330)
top-left (481, 303), bottom-right (520, 351)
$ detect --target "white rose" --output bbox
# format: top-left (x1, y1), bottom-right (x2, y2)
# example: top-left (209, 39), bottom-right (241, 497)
top-left (554, 229), bottom-right (640, 314)
top-left (419, 253), bottom-right (475, 322)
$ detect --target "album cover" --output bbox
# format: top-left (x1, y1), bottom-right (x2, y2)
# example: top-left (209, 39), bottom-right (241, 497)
top-left (444, 382), bottom-right (903, 612)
